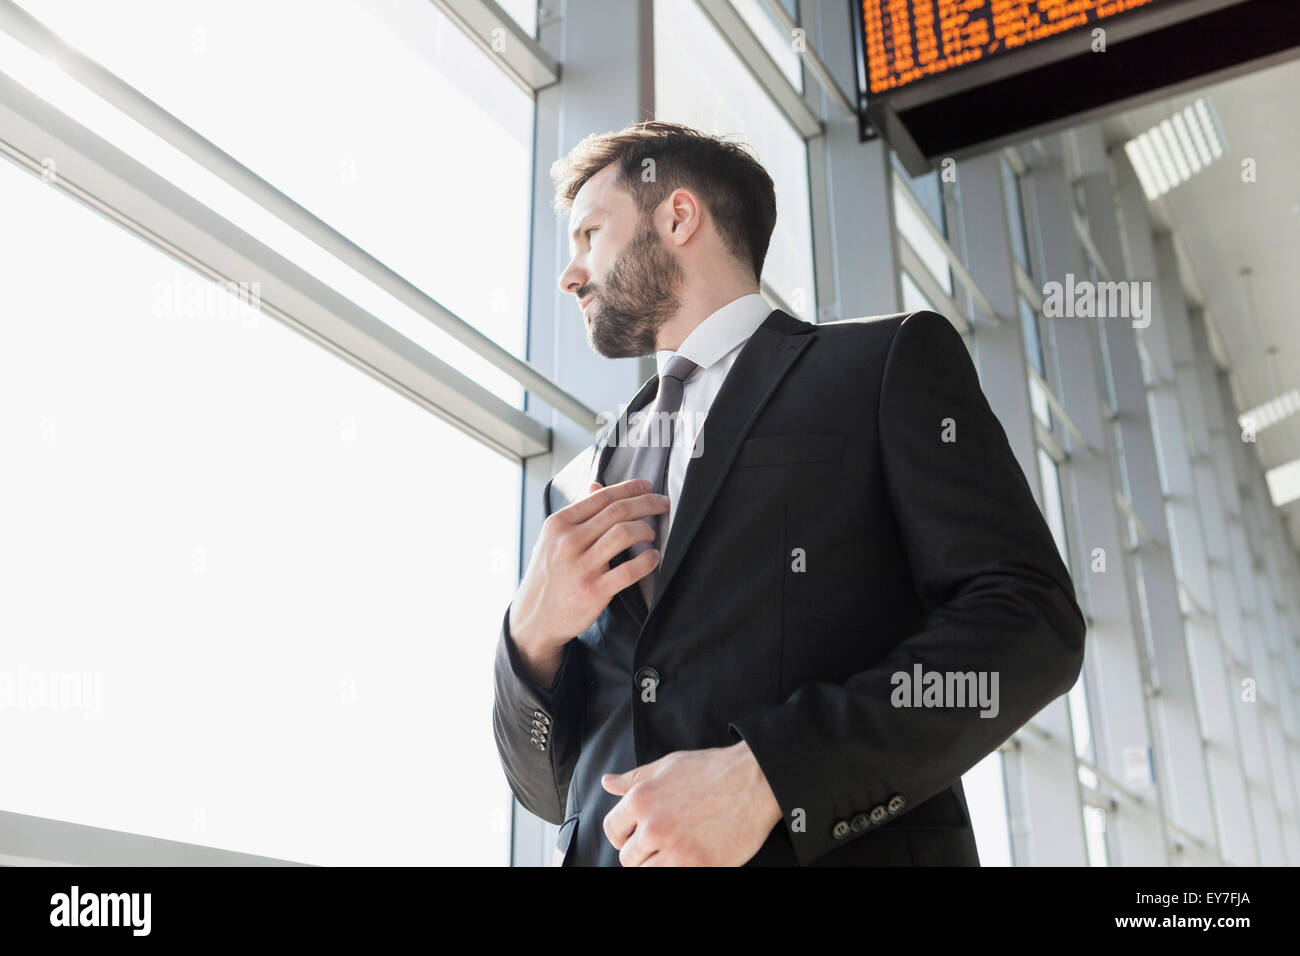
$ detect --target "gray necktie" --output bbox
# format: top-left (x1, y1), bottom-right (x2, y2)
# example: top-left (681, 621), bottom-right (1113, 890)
top-left (626, 353), bottom-right (698, 608)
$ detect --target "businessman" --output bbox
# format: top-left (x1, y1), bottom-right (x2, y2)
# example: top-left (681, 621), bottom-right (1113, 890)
top-left (492, 121), bottom-right (1086, 866)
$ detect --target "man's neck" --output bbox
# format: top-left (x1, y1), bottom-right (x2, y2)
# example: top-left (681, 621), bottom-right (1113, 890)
top-left (654, 281), bottom-right (761, 353)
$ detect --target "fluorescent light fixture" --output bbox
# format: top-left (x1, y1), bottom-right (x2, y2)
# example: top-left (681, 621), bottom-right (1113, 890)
top-left (1265, 457), bottom-right (1300, 508)
top-left (1239, 388), bottom-right (1300, 433)
top-left (1171, 112), bottom-right (1201, 173)
top-left (1159, 120), bottom-right (1190, 181)
top-left (1124, 97), bottom-right (1227, 200)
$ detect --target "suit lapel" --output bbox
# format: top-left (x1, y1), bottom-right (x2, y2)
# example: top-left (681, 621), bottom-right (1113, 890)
top-left (647, 309), bottom-right (814, 617)
top-left (592, 373), bottom-right (659, 487)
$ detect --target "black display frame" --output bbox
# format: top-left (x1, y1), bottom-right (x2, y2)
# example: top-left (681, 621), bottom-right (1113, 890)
top-left (852, 0), bottom-right (1300, 173)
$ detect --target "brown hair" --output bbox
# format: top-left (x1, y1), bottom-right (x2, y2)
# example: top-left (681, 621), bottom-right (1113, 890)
top-left (550, 120), bottom-right (777, 280)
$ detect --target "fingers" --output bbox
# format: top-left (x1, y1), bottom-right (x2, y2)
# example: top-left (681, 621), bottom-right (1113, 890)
top-left (601, 769), bottom-right (633, 797)
top-left (602, 795), bottom-right (639, 852)
top-left (555, 478), bottom-right (652, 525)
top-left (577, 492), bottom-right (671, 555)
top-left (618, 830), bottom-right (657, 868)
top-left (599, 546), bottom-right (661, 595)
top-left (587, 516), bottom-right (658, 569)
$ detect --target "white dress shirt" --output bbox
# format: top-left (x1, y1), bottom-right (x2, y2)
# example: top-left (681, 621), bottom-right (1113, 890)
top-left (604, 292), bottom-right (773, 554)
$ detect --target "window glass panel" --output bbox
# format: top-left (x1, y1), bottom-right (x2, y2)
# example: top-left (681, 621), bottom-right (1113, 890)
top-left (0, 152), bottom-right (516, 865)
top-left (1028, 376), bottom-right (1053, 430)
top-left (1021, 298), bottom-right (1054, 429)
top-left (729, 0), bottom-right (803, 91)
top-left (962, 751), bottom-right (1012, 867)
top-left (893, 181), bottom-right (953, 296)
top-left (1001, 156), bottom-right (1031, 271)
top-left (497, 0), bottom-right (539, 36)
top-left (892, 152), bottom-right (946, 235)
top-left (655, 0), bottom-right (816, 322)
top-left (1037, 446), bottom-right (1070, 566)
top-left (14, 0), bottom-right (533, 401)
top-left (1069, 676), bottom-right (1096, 764)
top-left (1083, 804), bottom-right (1111, 866)
top-left (900, 270), bottom-right (936, 315)
top-left (1018, 294), bottom-right (1046, 375)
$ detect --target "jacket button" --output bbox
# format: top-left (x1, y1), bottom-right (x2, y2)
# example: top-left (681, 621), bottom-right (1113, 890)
top-left (831, 819), bottom-right (851, 840)
top-left (869, 805), bottom-right (887, 824)
top-left (533, 710), bottom-right (550, 725)
top-left (850, 812), bottom-right (870, 833)
top-left (634, 667), bottom-right (661, 691)
top-left (887, 794), bottom-right (905, 814)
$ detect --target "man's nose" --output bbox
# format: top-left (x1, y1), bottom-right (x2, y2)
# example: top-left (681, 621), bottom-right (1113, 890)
top-left (558, 260), bottom-right (587, 296)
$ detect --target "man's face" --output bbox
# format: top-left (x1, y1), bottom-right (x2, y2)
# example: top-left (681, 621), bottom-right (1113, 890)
top-left (558, 163), bottom-right (682, 359)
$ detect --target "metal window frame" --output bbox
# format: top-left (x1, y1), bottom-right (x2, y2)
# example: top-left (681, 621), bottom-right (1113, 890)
top-left (0, 810), bottom-right (306, 867)
top-left (892, 169), bottom-right (1006, 327)
top-left (0, 72), bottom-right (550, 461)
top-left (430, 0), bottom-right (559, 93)
top-left (693, 0), bottom-right (822, 139)
top-left (756, 0), bottom-right (856, 119)
top-left (0, 0), bottom-right (597, 442)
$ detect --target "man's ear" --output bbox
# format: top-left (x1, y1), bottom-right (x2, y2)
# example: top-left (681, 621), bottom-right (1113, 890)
top-left (665, 187), bottom-right (701, 245)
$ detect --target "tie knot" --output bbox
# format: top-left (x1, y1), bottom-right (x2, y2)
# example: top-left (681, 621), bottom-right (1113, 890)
top-left (663, 354), bottom-right (699, 384)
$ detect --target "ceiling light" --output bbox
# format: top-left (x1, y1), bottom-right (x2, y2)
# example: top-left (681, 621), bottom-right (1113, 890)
top-left (1239, 388), bottom-right (1300, 432)
top-left (1265, 457), bottom-right (1300, 508)
top-left (1124, 97), bottom-right (1227, 200)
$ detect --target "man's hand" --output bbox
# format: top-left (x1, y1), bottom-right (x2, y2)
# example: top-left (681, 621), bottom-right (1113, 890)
top-left (508, 478), bottom-right (668, 687)
top-left (600, 741), bottom-right (783, 866)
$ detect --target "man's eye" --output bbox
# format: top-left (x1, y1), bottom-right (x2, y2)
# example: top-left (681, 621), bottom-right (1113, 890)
top-left (585, 227), bottom-right (598, 240)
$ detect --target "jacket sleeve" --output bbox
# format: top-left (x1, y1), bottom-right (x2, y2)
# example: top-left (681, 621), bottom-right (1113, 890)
top-left (728, 309), bottom-right (1087, 865)
top-left (491, 478), bottom-right (587, 825)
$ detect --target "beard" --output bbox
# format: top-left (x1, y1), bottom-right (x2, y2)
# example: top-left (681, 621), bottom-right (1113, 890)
top-left (582, 216), bottom-right (683, 359)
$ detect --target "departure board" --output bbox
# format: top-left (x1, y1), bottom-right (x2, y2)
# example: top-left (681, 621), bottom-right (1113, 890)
top-left (852, 0), bottom-right (1300, 174)
top-left (861, 0), bottom-right (1166, 96)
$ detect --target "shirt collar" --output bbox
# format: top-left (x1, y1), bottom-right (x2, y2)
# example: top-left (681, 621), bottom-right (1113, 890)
top-left (654, 292), bottom-right (773, 379)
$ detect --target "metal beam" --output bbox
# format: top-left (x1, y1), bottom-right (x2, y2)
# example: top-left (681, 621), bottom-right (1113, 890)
top-left (430, 0), bottom-right (560, 93)
top-left (693, 0), bottom-right (822, 138)
top-left (0, 809), bottom-right (306, 866)
top-left (0, 0), bottom-right (596, 438)
top-left (757, 0), bottom-right (855, 118)
top-left (0, 72), bottom-right (551, 460)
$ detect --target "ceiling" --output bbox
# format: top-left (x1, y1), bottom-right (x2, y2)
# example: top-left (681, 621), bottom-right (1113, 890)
top-left (1102, 53), bottom-right (1300, 552)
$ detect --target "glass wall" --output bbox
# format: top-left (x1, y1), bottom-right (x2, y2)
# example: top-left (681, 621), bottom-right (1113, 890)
top-left (3, 0), bottom-right (1296, 869)
top-left (11, 0), bottom-right (535, 408)
top-left (0, 155), bottom-right (518, 864)
top-left (654, 0), bottom-right (817, 322)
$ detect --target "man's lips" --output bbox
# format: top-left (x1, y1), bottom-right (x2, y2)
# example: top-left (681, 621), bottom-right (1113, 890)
top-left (579, 294), bottom-right (594, 317)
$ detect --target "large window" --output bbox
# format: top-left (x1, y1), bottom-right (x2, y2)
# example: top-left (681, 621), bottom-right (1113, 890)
top-left (0, 152), bottom-right (517, 865)
top-left (654, 0), bottom-right (817, 322)
top-left (13, 0), bottom-right (534, 408)
top-left (893, 172), bottom-right (954, 298)
top-left (1000, 156), bottom-right (1031, 272)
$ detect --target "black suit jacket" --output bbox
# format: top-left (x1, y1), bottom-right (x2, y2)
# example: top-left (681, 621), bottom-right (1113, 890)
top-left (492, 308), bottom-right (1086, 866)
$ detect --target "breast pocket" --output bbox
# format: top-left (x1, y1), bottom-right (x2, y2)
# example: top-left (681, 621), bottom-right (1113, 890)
top-left (731, 433), bottom-right (845, 470)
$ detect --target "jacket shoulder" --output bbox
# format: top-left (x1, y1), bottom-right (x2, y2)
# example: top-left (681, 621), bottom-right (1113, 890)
top-left (817, 310), bottom-right (938, 334)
